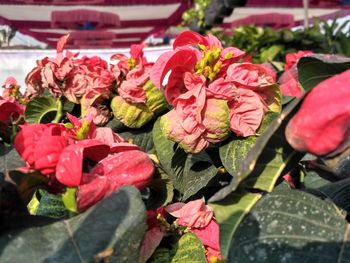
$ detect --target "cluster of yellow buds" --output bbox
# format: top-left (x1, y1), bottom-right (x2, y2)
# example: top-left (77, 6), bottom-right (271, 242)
top-left (194, 45), bottom-right (225, 82)
top-left (127, 57), bottom-right (137, 70)
top-left (65, 119), bottom-right (90, 140)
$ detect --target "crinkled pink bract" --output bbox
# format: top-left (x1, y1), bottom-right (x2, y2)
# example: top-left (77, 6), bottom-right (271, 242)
top-left (24, 35), bottom-right (114, 125)
top-left (150, 31), bottom-right (276, 153)
top-left (165, 199), bottom-right (214, 228)
top-left (286, 69), bottom-right (350, 155)
top-left (165, 199), bottom-right (221, 262)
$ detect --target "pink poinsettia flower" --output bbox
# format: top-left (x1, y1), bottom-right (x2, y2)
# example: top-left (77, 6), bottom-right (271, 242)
top-left (150, 31), bottom-right (245, 106)
top-left (111, 44), bottom-right (153, 104)
top-left (165, 199), bottom-right (213, 228)
top-left (150, 31), bottom-right (276, 153)
top-left (285, 50), bottom-right (313, 71)
top-left (165, 199), bottom-right (222, 262)
top-left (279, 50), bottom-right (313, 98)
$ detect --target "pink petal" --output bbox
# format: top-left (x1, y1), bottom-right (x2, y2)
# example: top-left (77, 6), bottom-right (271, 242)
top-left (205, 34), bottom-right (222, 49)
top-left (55, 140), bottom-right (110, 187)
top-left (150, 48), bottom-right (197, 91)
top-left (207, 78), bottom-right (237, 100)
top-left (279, 66), bottom-right (303, 98)
top-left (229, 89), bottom-right (265, 137)
top-left (119, 79), bottom-right (147, 104)
top-left (77, 176), bottom-right (110, 212)
top-left (56, 34), bottom-right (69, 54)
top-left (191, 220), bottom-right (220, 252)
top-left (139, 227), bottom-right (164, 263)
top-left (130, 44), bottom-right (144, 60)
top-left (161, 110), bottom-right (209, 153)
top-left (164, 67), bottom-right (189, 105)
top-left (165, 199), bottom-right (213, 228)
top-left (173, 31), bottom-right (207, 49)
top-left (93, 127), bottom-right (126, 144)
top-left (88, 150), bottom-right (154, 189)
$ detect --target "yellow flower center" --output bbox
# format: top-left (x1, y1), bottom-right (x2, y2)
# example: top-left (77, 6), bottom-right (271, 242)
top-left (76, 119), bottom-right (90, 140)
top-left (195, 46), bottom-right (223, 82)
top-left (128, 58), bottom-right (137, 70)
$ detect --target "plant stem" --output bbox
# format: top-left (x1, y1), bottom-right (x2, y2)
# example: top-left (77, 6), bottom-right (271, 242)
top-left (52, 99), bottom-right (63, 123)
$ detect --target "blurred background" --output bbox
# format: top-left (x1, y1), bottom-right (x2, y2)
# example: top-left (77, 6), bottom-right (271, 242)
top-left (0, 0), bottom-right (349, 87)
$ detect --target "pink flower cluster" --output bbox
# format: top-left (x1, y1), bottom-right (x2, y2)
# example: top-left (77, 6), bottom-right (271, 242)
top-left (141, 199), bottom-right (221, 263)
top-left (14, 114), bottom-right (154, 211)
top-left (150, 31), bottom-right (276, 153)
top-left (25, 36), bottom-right (114, 125)
top-left (0, 77), bottom-right (25, 125)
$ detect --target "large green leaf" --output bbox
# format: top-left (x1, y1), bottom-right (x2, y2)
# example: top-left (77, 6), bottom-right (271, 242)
top-left (149, 233), bottom-right (207, 263)
top-left (298, 54), bottom-right (350, 92)
top-left (211, 99), bottom-right (303, 202)
top-left (209, 191), bottom-right (261, 258)
top-left (228, 183), bottom-right (350, 262)
top-left (303, 170), bottom-right (350, 213)
top-left (119, 121), bottom-right (155, 153)
top-left (219, 112), bottom-right (278, 177)
top-left (152, 119), bottom-right (218, 200)
top-left (0, 186), bottom-right (147, 263)
top-left (24, 96), bottom-right (60, 124)
top-left (171, 233), bottom-right (207, 263)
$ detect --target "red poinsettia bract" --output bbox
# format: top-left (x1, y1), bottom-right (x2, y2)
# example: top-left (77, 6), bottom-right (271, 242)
top-left (286, 69), bottom-right (350, 155)
top-left (279, 50), bottom-right (313, 98)
top-left (14, 116), bottom-right (154, 211)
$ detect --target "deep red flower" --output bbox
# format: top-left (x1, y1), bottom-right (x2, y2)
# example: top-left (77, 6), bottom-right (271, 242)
top-left (286, 69), bottom-right (350, 155)
top-left (15, 124), bottom-right (68, 175)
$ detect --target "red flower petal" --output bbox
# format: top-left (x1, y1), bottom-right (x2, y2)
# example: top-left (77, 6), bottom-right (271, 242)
top-left (173, 31), bottom-right (207, 49)
top-left (286, 69), bottom-right (350, 155)
top-left (55, 140), bottom-right (110, 187)
top-left (150, 48), bottom-right (197, 91)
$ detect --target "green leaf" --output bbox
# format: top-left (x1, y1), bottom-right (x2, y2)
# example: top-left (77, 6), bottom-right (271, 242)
top-left (260, 45), bottom-right (282, 62)
top-left (111, 96), bottom-right (153, 129)
top-left (219, 112), bottom-right (278, 177)
top-left (24, 96), bottom-right (60, 124)
top-left (153, 119), bottom-right (218, 200)
top-left (209, 191), bottom-right (261, 257)
top-left (228, 183), bottom-right (350, 262)
top-left (27, 189), bottom-right (68, 219)
top-left (172, 233), bottom-right (207, 263)
top-left (298, 54), bottom-right (350, 92)
top-left (148, 247), bottom-right (173, 263)
top-left (105, 117), bottom-right (127, 133)
top-left (0, 186), bottom-right (147, 263)
top-left (144, 166), bottom-right (174, 210)
top-left (148, 233), bottom-right (207, 263)
top-left (212, 99), bottom-right (303, 202)
top-left (119, 121), bottom-right (155, 153)
top-left (62, 187), bottom-right (78, 214)
top-left (303, 170), bottom-right (350, 213)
